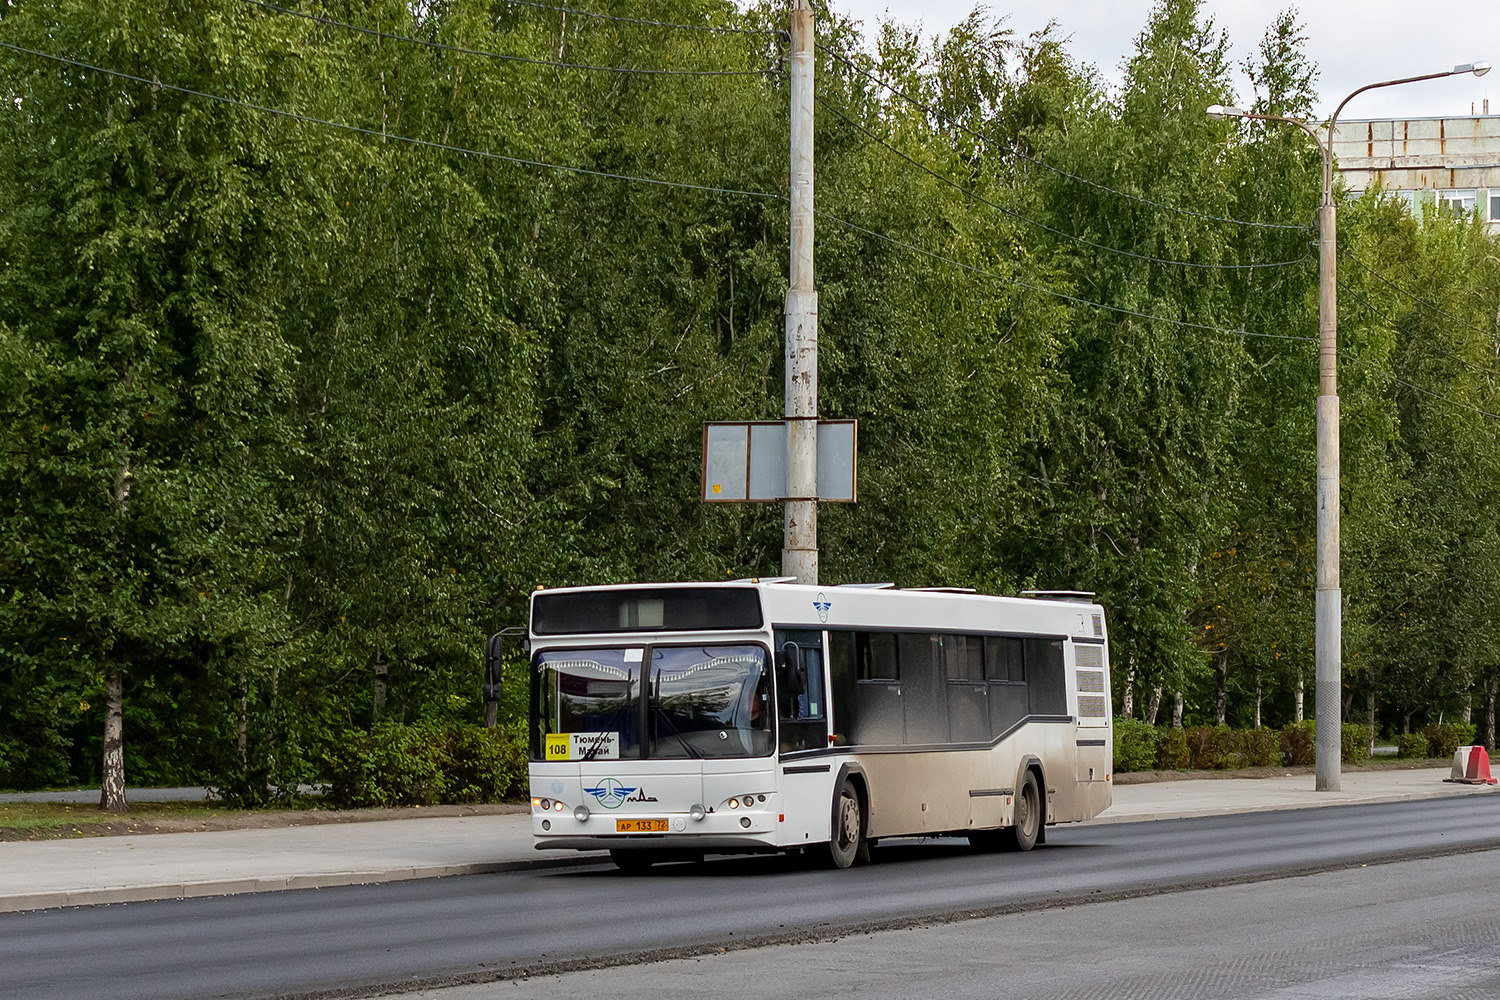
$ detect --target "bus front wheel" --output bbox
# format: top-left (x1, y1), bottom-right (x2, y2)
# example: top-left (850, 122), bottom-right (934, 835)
top-left (821, 778), bottom-right (870, 869)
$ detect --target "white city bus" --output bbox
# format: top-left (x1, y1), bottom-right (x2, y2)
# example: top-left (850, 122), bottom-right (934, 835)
top-left (524, 580), bottom-right (1112, 869)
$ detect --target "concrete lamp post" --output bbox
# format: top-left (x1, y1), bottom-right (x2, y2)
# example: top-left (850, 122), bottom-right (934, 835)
top-left (1206, 59), bottom-right (1490, 792)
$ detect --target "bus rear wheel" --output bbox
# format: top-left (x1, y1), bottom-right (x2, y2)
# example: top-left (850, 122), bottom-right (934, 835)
top-left (820, 778), bottom-right (870, 869)
top-left (1006, 770), bottom-right (1041, 852)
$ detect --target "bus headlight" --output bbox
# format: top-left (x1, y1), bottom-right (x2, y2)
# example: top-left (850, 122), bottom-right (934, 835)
top-left (574, 804), bottom-right (590, 822)
top-left (690, 804), bottom-right (706, 821)
top-left (553, 800), bottom-right (566, 812)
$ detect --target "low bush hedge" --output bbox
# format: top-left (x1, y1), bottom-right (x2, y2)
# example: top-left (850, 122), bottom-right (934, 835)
top-left (1243, 727), bottom-right (1283, 767)
top-left (1395, 732), bottom-right (1429, 758)
top-left (1113, 718), bottom-right (1159, 773)
top-left (1112, 719), bottom-right (1375, 771)
top-left (1281, 720), bottom-right (1316, 766)
top-left (1155, 727), bottom-right (1190, 770)
top-left (1421, 722), bottom-right (1476, 760)
top-left (1341, 723), bottom-right (1371, 765)
top-left (1186, 725), bottom-right (1244, 769)
top-left (323, 722), bottom-right (528, 808)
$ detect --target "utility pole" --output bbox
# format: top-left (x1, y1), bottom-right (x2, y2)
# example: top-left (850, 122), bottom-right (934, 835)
top-left (782, 0), bottom-right (818, 585)
top-left (1314, 140), bottom-right (1341, 792)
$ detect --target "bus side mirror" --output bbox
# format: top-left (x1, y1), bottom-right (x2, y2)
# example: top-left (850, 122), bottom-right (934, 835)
top-left (484, 633), bottom-right (505, 704)
top-left (778, 642), bottom-right (806, 697)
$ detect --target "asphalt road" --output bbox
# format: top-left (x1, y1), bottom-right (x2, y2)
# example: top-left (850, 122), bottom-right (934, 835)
top-left (6, 796), bottom-right (1500, 1000)
top-left (434, 848), bottom-right (1500, 1000)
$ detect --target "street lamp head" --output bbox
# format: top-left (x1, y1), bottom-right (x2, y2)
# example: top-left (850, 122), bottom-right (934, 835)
top-left (1206, 104), bottom-right (1248, 118)
top-left (1454, 61), bottom-right (1491, 77)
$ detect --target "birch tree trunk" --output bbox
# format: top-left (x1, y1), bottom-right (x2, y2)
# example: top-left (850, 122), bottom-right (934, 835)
top-left (372, 654), bottom-right (388, 724)
top-left (1172, 690), bottom-right (1184, 729)
top-left (99, 662), bottom-right (128, 813)
top-left (1254, 670), bottom-right (1262, 729)
top-left (1120, 659), bottom-right (1135, 719)
top-left (1145, 685), bottom-right (1162, 726)
top-left (1295, 672), bottom-right (1304, 723)
top-left (1367, 691), bottom-right (1376, 757)
top-left (1214, 649), bottom-right (1229, 726)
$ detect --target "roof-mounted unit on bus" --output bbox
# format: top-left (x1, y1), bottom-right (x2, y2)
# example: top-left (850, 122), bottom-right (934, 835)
top-left (1021, 590), bottom-right (1096, 602)
top-left (730, 576), bottom-right (797, 584)
top-left (905, 587), bottom-right (977, 594)
top-left (836, 582), bottom-right (895, 589)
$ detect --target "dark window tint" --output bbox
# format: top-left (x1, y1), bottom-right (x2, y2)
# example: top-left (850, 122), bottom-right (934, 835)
top-left (942, 635), bottom-right (984, 682)
top-left (858, 631), bottom-right (899, 680)
top-left (1026, 638), bottom-right (1067, 715)
top-left (899, 633), bottom-right (948, 744)
top-left (827, 630), bottom-right (858, 746)
top-left (984, 636), bottom-right (1025, 682)
top-left (533, 587), bottom-right (762, 635)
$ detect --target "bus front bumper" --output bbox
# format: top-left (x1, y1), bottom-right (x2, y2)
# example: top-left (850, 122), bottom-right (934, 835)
top-left (535, 833), bottom-right (780, 852)
top-left (532, 807), bottom-right (781, 852)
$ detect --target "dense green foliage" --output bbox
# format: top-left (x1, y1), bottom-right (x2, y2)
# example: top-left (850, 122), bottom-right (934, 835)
top-left (3, 0), bottom-right (1500, 798)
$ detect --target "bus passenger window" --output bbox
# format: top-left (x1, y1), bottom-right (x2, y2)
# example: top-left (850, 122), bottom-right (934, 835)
top-left (1026, 638), bottom-right (1066, 715)
top-left (943, 635), bottom-right (983, 681)
top-left (985, 636), bottom-right (1025, 682)
top-left (858, 632), bottom-right (898, 680)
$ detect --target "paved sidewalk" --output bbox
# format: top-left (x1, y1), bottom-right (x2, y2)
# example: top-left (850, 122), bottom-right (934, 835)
top-left (0, 767), bottom-right (1492, 913)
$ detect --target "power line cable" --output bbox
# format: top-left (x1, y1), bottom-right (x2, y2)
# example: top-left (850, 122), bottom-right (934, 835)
top-left (818, 94), bottom-right (1312, 273)
top-left (1343, 354), bottom-right (1500, 420)
top-left (240, 0), bottom-right (773, 77)
top-left (1337, 275), bottom-right (1500, 381)
top-left (815, 208), bottom-right (1317, 343)
top-left (817, 43), bottom-right (1314, 234)
top-left (1341, 246), bottom-right (1500, 348)
top-left (0, 40), bottom-right (785, 202)
top-left (0, 39), bottom-right (1312, 347)
top-left (498, 0), bottom-right (776, 36)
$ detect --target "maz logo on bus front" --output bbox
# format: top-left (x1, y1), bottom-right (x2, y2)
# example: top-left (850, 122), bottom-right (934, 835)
top-left (584, 779), bottom-right (659, 808)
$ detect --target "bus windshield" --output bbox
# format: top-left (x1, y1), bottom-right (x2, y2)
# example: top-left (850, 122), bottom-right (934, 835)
top-left (533, 644), bottom-right (772, 761)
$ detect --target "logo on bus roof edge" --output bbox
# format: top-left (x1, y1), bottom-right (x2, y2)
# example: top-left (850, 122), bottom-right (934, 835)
top-left (814, 593), bottom-right (831, 623)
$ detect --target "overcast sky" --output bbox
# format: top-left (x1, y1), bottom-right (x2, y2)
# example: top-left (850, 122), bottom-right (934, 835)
top-left (827, 0), bottom-right (1498, 121)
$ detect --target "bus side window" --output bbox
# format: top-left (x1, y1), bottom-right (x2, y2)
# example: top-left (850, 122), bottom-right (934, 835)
top-left (848, 631), bottom-right (902, 746)
top-left (985, 636), bottom-right (1028, 738)
top-left (1026, 638), bottom-right (1066, 716)
top-left (899, 633), bottom-right (947, 745)
top-left (857, 631), bottom-right (898, 680)
top-left (945, 635), bottom-right (988, 744)
top-left (828, 630), bottom-right (857, 745)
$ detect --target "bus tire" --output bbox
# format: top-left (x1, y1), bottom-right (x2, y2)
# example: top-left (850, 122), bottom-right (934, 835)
top-left (1006, 770), bottom-right (1041, 852)
top-left (610, 849), bottom-right (657, 872)
top-left (821, 778), bottom-right (868, 869)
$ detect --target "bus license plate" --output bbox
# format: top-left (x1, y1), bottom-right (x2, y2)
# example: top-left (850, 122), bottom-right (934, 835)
top-left (615, 819), bottom-right (667, 833)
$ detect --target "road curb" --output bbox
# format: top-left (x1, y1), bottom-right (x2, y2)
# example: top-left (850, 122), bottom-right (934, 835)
top-left (0, 853), bottom-right (612, 914)
top-left (1082, 782), bottom-right (1498, 826)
